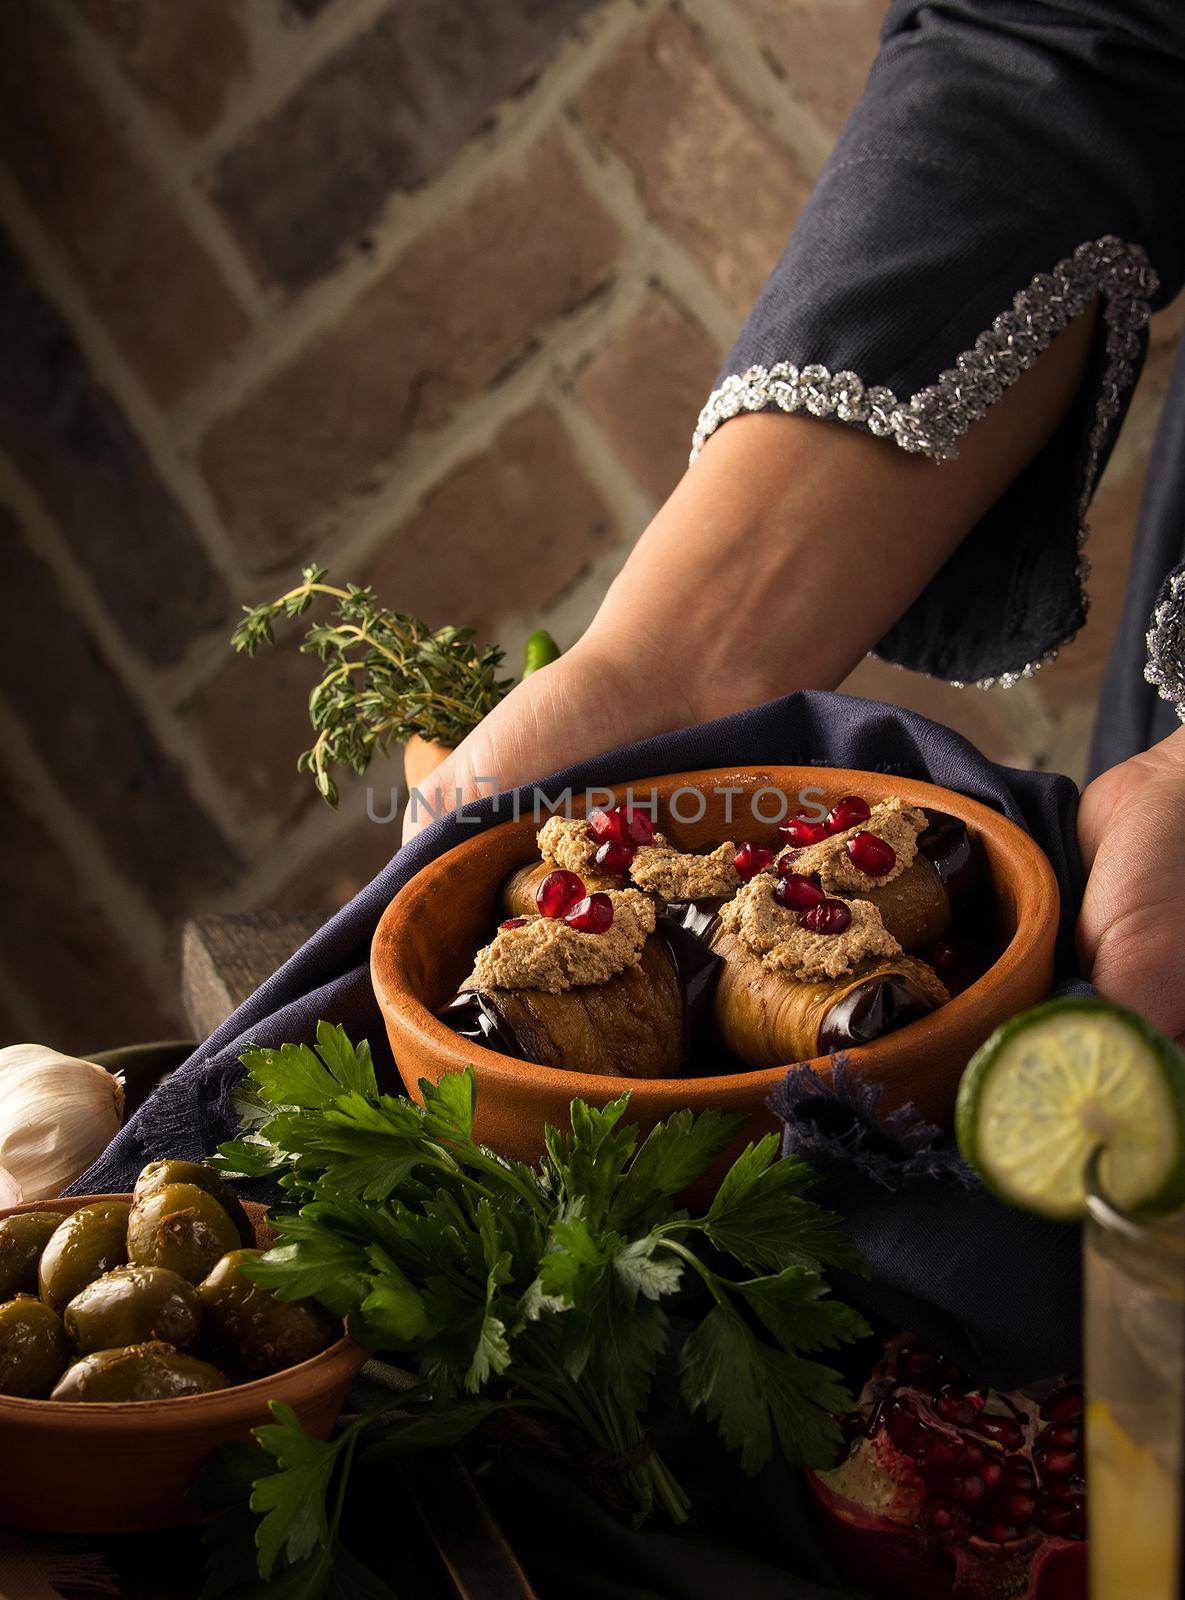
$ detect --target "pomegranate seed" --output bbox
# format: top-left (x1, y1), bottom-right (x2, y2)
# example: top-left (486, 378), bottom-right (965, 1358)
top-left (563, 892), bottom-right (614, 934)
top-left (798, 898), bottom-right (852, 935)
top-left (499, 917), bottom-right (528, 930)
top-left (1001, 1457), bottom-right (1035, 1492)
top-left (1038, 1489), bottom-right (1085, 1538)
top-left (897, 1343), bottom-right (938, 1382)
top-left (934, 1386), bottom-right (976, 1428)
top-left (825, 794), bottom-right (872, 834)
top-left (1042, 1421), bottom-right (1082, 1451)
top-left (1041, 1385), bottom-right (1083, 1423)
top-left (1035, 1446), bottom-right (1078, 1479)
top-left (595, 839), bottom-right (635, 877)
top-left (929, 1439), bottom-right (965, 1469)
top-left (774, 872), bottom-right (826, 911)
top-left (923, 1499), bottom-right (960, 1532)
top-left (978, 1522), bottom-right (1020, 1545)
top-left (536, 869), bottom-right (586, 919)
top-left (978, 1459), bottom-right (1004, 1491)
top-left (882, 1397), bottom-right (918, 1449)
top-left (973, 1414), bottom-right (1024, 1451)
top-left (779, 816), bottom-right (828, 847)
top-left (962, 1441), bottom-right (986, 1469)
top-left (846, 831), bottom-right (897, 877)
top-left (619, 807), bottom-right (655, 846)
top-left (1043, 1476), bottom-right (1086, 1502)
top-left (776, 849), bottom-right (801, 872)
top-left (959, 1475), bottom-right (988, 1508)
top-left (1003, 1492), bottom-right (1037, 1528)
top-left (734, 841), bottom-right (774, 881)
top-left (586, 809), bottom-right (625, 845)
top-left (926, 940), bottom-right (961, 976)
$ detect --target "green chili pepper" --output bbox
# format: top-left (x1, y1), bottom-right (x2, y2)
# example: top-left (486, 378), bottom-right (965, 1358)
top-left (522, 629), bottom-right (561, 677)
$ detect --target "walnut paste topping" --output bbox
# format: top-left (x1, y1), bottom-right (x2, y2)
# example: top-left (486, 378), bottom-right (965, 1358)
top-left (718, 876), bottom-right (901, 982)
top-left (535, 817), bottom-right (739, 903)
top-left (468, 888), bottom-right (655, 994)
top-left (629, 840), bottom-right (739, 901)
top-left (780, 797), bottom-right (926, 894)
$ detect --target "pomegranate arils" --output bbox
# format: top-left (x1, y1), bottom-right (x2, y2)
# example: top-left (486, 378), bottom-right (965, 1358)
top-left (619, 806), bottom-right (655, 846)
top-left (1035, 1446), bottom-right (1078, 1479)
top-left (1043, 1421), bottom-right (1082, 1450)
top-left (978, 1458), bottom-right (1004, 1491)
top-left (586, 808), bottom-right (625, 845)
top-left (563, 892), bottom-right (614, 934)
top-left (825, 794), bottom-right (871, 834)
top-left (979, 1522), bottom-right (1020, 1546)
top-left (595, 839), bottom-right (635, 877)
top-left (973, 1413), bottom-right (1024, 1451)
top-left (1004, 1491), bottom-right (1038, 1527)
top-left (934, 1385), bottom-right (977, 1427)
top-left (774, 872), bottom-right (826, 911)
top-left (882, 1397), bottom-right (918, 1449)
top-left (846, 831), bottom-right (897, 877)
top-left (798, 898), bottom-right (852, 935)
top-left (535, 869), bottom-right (587, 919)
top-left (734, 841), bottom-right (773, 881)
top-left (1040, 1385), bottom-right (1083, 1423)
top-left (499, 917), bottom-right (527, 930)
top-left (896, 1343), bottom-right (938, 1383)
top-left (779, 815), bottom-right (828, 847)
top-left (776, 849), bottom-right (801, 872)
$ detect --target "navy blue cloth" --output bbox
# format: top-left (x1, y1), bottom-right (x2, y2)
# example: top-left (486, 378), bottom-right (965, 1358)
top-left (713, 0), bottom-right (1185, 726)
top-left (76, 690), bottom-right (1085, 1386)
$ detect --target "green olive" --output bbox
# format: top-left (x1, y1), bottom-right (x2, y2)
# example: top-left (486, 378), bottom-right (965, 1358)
top-left (64, 1266), bottom-right (202, 1356)
top-left (133, 1160), bottom-right (254, 1247)
top-left (0, 1296), bottom-right (71, 1398)
top-left (50, 1341), bottom-right (228, 1402)
top-left (127, 1184), bottom-right (241, 1283)
top-left (38, 1203), bottom-right (131, 1314)
top-left (199, 1250), bottom-right (338, 1375)
top-left (0, 1212), bottom-right (66, 1299)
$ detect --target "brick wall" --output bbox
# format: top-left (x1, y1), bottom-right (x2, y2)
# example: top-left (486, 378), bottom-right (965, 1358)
top-left (1, 0), bottom-right (1178, 1051)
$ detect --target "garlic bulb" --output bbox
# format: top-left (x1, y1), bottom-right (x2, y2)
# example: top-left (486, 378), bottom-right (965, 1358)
top-left (0, 1165), bottom-right (22, 1207)
top-left (0, 1044), bottom-right (125, 1201)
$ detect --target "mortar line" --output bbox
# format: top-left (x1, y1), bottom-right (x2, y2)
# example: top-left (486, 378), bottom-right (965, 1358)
top-left (44, 0), bottom-right (267, 323)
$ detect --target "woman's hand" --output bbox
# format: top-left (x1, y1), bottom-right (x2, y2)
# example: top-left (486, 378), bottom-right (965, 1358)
top-left (1077, 724), bottom-right (1185, 1043)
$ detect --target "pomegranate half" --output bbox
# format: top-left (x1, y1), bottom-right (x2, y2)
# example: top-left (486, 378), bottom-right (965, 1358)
top-left (805, 1334), bottom-right (1086, 1600)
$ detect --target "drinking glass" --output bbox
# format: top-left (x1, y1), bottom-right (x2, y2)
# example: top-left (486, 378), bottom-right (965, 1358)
top-left (1085, 1174), bottom-right (1185, 1599)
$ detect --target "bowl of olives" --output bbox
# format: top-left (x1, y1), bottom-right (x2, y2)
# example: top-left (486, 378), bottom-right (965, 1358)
top-left (0, 1159), bottom-right (369, 1533)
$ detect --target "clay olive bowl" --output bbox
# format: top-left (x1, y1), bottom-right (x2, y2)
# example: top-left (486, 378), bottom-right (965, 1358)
top-left (372, 766), bottom-right (1059, 1169)
top-left (0, 1194), bottom-right (369, 1534)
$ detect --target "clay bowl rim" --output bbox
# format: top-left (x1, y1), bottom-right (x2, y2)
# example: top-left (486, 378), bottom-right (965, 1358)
top-left (0, 1193), bottom-right (368, 1426)
top-left (371, 763), bottom-right (1060, 1104)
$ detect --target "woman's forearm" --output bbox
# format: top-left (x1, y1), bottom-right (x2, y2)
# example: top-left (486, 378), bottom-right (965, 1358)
top-left (583, 307), bottom-right (1098, 725)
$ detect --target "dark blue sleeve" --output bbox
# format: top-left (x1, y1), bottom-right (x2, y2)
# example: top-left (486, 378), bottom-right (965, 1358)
top-left (692, 0), bottom-right (1185, 688)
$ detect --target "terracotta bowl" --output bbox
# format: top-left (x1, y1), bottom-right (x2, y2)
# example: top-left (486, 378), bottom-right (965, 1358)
top-left (0, 1194), bottom-right (369, 1534)
top-left (372, 766), bottom-right (1059, 1167)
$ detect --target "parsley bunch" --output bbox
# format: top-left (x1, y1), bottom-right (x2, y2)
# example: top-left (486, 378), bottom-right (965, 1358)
top-left (213, 1024), bottom-right (868, 1589)
top-left (231, 566), bottom-right (514, 805)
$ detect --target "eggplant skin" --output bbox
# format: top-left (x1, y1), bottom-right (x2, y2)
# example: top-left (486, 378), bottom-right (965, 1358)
top-left (857, 856), bottom-right (950, 952)
top-left (709, 929), bottom-right (945, 1067)
top-left (484, 936), bottom-right (686, 1078)
top-left (501, 861), bottom-right (618, 918)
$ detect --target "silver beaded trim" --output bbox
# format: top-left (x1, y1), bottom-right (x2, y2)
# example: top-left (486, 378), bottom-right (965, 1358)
top-left (691, 236), bottom-right (1157, 689)
top-left (1144, 567), bottom-right (1185, 723)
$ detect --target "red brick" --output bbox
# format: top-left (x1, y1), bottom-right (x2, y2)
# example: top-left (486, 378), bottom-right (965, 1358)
top-left (738, 0), bottom-right (885, 136)
top-left (368, 405), bottom-right (616, 634)
top-left (270, 811), bottom-right (402, 914)
top-left (74, 0), bottom-right (250, 138)
top-left (0, 505), bottom-right (240, 911)
top-left (575, 291), bottom-right (720, 502)
top-left (186, 634), bottom-right (326, 832)
top-left (0, 6), bottom-right (248, 405)
top-left (0, 236), bottom-right (228, 666)
top-left (0, 784), bottom-right (182, 1054)
top-left (578, 14), bottom-right (810, 313)
top-left (213, 0), bottom-right (602, 290)
top-left (201, 139), bottom-right (622, 570)
top-left (841, 657), bottom-right (1021, 767)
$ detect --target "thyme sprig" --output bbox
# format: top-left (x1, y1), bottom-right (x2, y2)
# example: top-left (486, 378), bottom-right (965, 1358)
top-left (232, 565), bottom-right (514, 805)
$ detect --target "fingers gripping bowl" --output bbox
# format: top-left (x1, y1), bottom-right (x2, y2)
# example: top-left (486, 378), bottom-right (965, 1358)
top-left (372, 767), bottom-right (1059, 1164)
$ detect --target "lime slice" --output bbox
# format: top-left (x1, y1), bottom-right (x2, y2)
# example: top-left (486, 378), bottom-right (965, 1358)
top-left (956, 997), bottom-right (1185, 1220)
